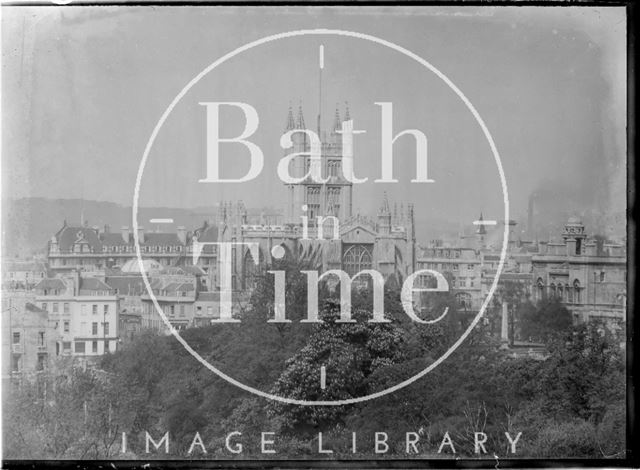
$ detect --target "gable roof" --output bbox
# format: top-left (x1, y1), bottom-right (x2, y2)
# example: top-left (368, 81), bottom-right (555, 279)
top-left (340, 223), bottom-right (378, 238)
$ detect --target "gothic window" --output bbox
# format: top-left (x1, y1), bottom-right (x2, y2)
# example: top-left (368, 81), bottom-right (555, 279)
top-left (327, 160), bottom-right (342, 177)
top-left (567, 283), bottom-right (573, 303)
top-left (455, 292), bottom-right (472, 310)
top-left (536, 278), bottom-right (545, 301)
top-left (306, 186), bottom-right (321, 222)
top-left (243, 248), bottom-right (263, 290)
top-left (557, 284), bottom-right (563, 300)
top-left (342, 245), bottom-right (373, 277)
top-left (573, 279), bottom-right (581, 303)
top-left (326, 187), bottom-right (341, 217)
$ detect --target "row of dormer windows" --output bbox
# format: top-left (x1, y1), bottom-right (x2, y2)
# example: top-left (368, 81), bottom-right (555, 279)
top-left (423, 249), bottom-right (462, 258)
top-left (54, 244), bottom-right (186, 254)
top-left (101, 245), bottom-right (185, 253)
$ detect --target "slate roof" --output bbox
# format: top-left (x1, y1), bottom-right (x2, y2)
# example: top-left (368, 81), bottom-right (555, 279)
top-left (164, 282), bottom-right (195, 293)
top-left (25, 302), bottom-right (47, 313)
top-left (181, 265), bottom-right (206, 276)
top-left (79, 277), bottom-right (114, 293)
top-left (104, 232), bottom-right (182, 246)
top-left (196, 291), bottom-right (220, 302)
top-left (165, 266), bottom-right (206, 277)
top-left (52, 221), bottom-right (219, 250)
top-left (102, 233), bottom-right (130, 246)
top-left (5, 260), bottom-right (47, 272)
top-left (105, 275), bottom-right (146, 296)
top-left (54, 225), bottom-right (102, 252)
top-left (35, 278), bottom-right (67, 291)
top-left (143, 233), bottom-right (182, 246)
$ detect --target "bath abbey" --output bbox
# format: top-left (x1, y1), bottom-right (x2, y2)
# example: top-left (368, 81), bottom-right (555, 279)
top-left (214, 103), bottom-right (417, 291)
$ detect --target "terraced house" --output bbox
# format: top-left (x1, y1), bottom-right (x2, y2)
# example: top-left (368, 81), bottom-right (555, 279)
top-left (34, 272), bottom-right (120, 358)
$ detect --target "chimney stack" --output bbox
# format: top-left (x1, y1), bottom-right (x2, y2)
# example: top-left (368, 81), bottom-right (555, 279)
top-left (177, 226), bottom-right (187, 245)
top-left (137, 226), bottom-right (145, 244)
top-left (121, 226), bottom-right (130, 243)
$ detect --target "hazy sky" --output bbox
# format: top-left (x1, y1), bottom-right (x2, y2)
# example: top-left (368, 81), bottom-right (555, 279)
top-left (2, 6), bottom-right (627, 227)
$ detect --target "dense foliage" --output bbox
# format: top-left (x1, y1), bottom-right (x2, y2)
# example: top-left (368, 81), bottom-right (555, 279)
top-left (3, 269), bottom-right (626, 459)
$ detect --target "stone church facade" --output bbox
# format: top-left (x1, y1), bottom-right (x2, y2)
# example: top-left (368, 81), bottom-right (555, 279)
top-left (214, 104), bottom-right (417, 293)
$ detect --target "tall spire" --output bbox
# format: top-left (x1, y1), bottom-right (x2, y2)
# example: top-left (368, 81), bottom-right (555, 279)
top-left (378, 192), bottom-right (392, 235)
top-left (285, 103), bottom-right (295, 130)
top-left (332, 104), bottom-right (341, 132)
top-left (476, 212), bottom-right (487, 235)
top-left (296, 102), bottom-right (305, 129)
top-left (380, 191), bottom-right (390, 214)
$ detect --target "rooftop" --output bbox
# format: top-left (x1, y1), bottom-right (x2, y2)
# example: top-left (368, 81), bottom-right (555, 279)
top-left (35, 278), bottom-right (67, 291)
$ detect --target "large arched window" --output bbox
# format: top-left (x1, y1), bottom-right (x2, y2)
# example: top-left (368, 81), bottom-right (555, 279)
top-left (557, 284), bottom-right (563, 301)
top-left (536, 278), bottom-right (545, 301)
top-left (343, 245), bottom-right (373, 277)
top-left (573, 279), bottom-right (581, 303)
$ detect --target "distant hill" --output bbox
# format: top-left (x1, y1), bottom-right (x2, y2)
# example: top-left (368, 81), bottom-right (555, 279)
top-left (1, 198), bottom-right (224, 258)
top-left (1, 197), bottom-right (463, 258)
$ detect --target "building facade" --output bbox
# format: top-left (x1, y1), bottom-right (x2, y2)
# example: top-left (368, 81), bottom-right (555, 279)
top-left (2, 259), bottom-right (47, 291)
top-left (531, 217), bottom-right (626, 325)
top-left (2, 294), bottom-right (56, 382)
top-left (34, 273), bottom-right (120, 357)
top-left (419, 216), bottom-right (626, 327)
